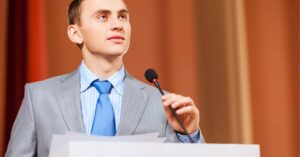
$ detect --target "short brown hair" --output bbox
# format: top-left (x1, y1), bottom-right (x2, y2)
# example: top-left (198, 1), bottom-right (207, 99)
top-left (68, 0), bottom-right (85, 25)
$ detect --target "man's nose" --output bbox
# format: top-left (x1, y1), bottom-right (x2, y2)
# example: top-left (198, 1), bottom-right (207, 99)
top-left (110, 17), bottom-right (123, 31)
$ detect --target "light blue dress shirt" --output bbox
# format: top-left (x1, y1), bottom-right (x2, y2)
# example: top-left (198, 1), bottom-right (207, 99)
top-left (79, 61), bottom-right (200, 142)
top-left (80, 62), bottom-right (124, 134)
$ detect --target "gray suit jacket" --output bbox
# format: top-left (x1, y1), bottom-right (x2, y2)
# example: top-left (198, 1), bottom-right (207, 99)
top-left (5, 69), bottom-right (204, 157)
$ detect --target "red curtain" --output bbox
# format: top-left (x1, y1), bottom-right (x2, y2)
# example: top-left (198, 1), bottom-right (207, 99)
top-left (5, 0), bottom-right (47, 150)
top-left (27, 0), bottom-right (47, 81)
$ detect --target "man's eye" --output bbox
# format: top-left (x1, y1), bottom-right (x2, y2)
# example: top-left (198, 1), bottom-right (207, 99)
top-left (98, 15), bottom-right (107, 21)
top-left (118, 14), bottom-right (127, 21)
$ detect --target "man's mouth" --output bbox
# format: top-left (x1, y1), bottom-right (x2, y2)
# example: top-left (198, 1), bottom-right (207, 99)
top-left (107, 36), bottom-right (125, 40)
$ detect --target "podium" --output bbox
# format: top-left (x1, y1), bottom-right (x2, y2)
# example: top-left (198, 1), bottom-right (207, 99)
top-left (52, 142), bottom-right (260, 157)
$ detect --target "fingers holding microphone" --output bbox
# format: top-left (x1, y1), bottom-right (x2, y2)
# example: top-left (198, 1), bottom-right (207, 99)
top-left (144, 69), bottom-right (200, 141)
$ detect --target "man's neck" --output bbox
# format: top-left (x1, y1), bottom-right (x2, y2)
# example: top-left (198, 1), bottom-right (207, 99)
top-left (82, 52), bottom-right (123, 80)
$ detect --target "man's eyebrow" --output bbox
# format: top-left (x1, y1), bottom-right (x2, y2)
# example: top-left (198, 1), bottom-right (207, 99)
top-left (118, 9), bottom-right (129, 14)
top-left (93, 9), bottom-right (112, 15)
top-left (92, 9), bottom-right (128, 16)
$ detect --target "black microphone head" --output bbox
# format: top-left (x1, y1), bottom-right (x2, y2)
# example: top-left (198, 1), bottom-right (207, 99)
top-left (144, 69), bottom-right (158, 83)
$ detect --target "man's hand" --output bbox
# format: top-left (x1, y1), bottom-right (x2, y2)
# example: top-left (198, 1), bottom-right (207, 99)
top-left (162, 93), bottom-right (200, 134)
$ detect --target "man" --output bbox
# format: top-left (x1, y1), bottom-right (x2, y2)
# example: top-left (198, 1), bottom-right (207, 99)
top-left (5, 0), bottom-right (204, 156)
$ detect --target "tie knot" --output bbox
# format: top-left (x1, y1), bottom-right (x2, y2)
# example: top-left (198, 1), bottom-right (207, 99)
top-left (92, 80), bottom-right (112, 94)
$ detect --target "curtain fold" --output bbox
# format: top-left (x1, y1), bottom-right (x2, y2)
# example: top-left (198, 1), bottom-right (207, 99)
top-left (4, 0), bottom-right (47, 152)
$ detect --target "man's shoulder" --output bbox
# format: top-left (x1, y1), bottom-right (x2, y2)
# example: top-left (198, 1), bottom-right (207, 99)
top-left (27, 70), bottom-right (78, 91)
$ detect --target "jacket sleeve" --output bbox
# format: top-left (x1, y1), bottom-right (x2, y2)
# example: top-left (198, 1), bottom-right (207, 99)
top-left (5, 84), bottom-right (37, 157)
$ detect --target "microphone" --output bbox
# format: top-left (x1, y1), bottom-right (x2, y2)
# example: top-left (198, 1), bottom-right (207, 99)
top-left (144, 69), bottom-right (195, 143)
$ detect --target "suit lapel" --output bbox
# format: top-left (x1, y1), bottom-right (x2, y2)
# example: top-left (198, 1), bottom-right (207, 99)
top-left (55, 70), bottom-right (85, 133)
top-left (117, 74), bottom-right (149, 135)
top-left (54, 70), bottom-right (149, 135)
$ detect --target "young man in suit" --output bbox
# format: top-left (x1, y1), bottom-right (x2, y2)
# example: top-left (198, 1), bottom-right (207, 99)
top-left (6, 0), bottom-right (204, 156)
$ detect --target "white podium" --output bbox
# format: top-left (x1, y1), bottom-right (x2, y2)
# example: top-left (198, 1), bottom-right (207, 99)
top-left (52, 142), bottom-right (260, 157)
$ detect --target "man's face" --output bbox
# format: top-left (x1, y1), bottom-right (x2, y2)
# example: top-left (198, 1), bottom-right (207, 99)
top-left (78, 0), bottom-right (131, 57)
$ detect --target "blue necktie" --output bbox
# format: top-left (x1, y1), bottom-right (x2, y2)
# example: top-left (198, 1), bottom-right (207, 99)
top-left (91, 80), bottom-right (116, 136)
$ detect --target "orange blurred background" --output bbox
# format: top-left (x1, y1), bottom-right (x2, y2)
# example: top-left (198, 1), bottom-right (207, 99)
top-left (0, 0), bottom-right (299, 157)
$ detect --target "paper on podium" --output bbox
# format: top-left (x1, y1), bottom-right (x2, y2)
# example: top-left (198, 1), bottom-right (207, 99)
top-left (49, 132), bottom-right (166, 157)
top-left (64, 131), bottom-right (165, 142)
top-left (49, 132), bottom-right (260, 157)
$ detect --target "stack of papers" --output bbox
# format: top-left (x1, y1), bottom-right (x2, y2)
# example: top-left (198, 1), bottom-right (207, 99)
top-left (49, 132), bottom-right (166, 157)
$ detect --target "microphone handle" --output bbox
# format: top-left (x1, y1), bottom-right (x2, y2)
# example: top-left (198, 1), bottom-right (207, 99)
top-left (154, 81), bottom-right (195, 143)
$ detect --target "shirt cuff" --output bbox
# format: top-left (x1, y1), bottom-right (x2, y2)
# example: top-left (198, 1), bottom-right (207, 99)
top-left (176, 130), bottom-right (201, 143)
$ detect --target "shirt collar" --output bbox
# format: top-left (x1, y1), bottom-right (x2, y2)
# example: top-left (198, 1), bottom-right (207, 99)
top-left (79, 61), bottom-right (125, 96)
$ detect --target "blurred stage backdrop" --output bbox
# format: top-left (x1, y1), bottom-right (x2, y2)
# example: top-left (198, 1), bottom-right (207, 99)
top-left (0, 0), bottom-right (299, 156)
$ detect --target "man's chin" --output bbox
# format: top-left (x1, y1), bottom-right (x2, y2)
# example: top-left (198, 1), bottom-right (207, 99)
top-left (101, 50), bottom-right (127, 60)
top-left (89, 46), bottom-right (128, 59)
top-left (108, 50), bottom-right (126, 56)
top-left (106, 47), bottom-right (128, 56)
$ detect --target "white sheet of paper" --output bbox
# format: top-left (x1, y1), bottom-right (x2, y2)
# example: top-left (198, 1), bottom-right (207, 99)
top-left (49, 132), bottom-right (166, 157)
top-left (65, 131), bottom-right (164, 142)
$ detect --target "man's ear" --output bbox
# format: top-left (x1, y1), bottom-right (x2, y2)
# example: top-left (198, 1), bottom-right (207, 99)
top-left (67, 25), bottom-right (83, 44)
